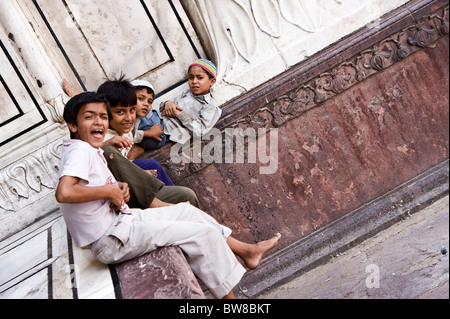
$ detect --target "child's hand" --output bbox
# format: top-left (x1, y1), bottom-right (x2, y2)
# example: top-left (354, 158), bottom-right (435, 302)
top-left (118, 182), bottom-right (130, 204)
top-left (146, 124), bottom-right (164, 142)
top-left (162, 101), bottom-right (183, 118)
top-left (103, 136), bottom-right (134, 150)
top-left (107, 184), bottom-right (126, 210)
top-left (127, 145), bottom-right (145, 161)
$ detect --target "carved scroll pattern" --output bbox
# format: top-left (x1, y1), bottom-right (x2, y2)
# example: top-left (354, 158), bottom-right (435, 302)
top-left (0, 140), bottom-right (62, 212)
top-left (235, 7), bottom-right (449, 129)
top-left (252, 0), bottom-right (332, 36)
top-left (165, 6), bottom-right (449, 182)
top-left (182, 0), bottom-right (341, 78)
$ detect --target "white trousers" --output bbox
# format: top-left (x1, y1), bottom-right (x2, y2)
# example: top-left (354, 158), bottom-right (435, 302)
top-left (90, 203), bottom-right (246, 299)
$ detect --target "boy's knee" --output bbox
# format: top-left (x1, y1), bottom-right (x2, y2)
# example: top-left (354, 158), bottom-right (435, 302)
top-left (101, 146), bottom-right (121, 161)
top-left (158, 186), bottom-right (200, 208)
top-left (182, 187), bottom-right (200, 208)
top-left (194, 223), bottom-right (222, 243)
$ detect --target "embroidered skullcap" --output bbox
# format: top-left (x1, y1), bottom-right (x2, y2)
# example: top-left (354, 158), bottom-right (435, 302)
top-left (190, 59), bottom-right (217, 78)
top-left (130, 79), bottom-right (155, 94)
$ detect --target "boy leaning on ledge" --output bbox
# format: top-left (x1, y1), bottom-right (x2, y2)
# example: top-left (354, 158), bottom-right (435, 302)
top-left (55, 91), bottom-right (281, 299)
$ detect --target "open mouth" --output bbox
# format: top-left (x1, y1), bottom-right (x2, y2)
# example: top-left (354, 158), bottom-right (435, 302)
top-left (91, 129), bottom-right (104, 139)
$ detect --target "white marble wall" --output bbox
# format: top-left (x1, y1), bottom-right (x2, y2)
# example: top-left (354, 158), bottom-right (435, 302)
top-left (0, 212), bottom-right (115, 299)
top-left (0, 0), bottom-right (68, 241)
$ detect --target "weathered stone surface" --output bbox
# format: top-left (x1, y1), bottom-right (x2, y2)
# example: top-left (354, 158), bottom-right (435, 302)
top-left (115, 247), bottom-right (205, 299)
top-left (184, 35), bottom-right (449, 248)
top-left (238, 161), bottom-right (449, 297)
top-left (258, 195), bottom-right (449, 299)
top-left (130, 1), bottom-right (449, 298)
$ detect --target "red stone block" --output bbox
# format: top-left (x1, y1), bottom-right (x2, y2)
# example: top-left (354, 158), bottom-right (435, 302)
top-left (115, 247), bottom-right (206, 299)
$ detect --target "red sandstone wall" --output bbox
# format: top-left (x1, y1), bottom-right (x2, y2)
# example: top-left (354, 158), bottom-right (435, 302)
top-left (178, 37), bottom-right (449, 251)
top-left (144, 3), bottom-right (449, 256)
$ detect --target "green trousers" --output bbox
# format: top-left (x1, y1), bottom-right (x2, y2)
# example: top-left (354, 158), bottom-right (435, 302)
top-left (102, 146), bottom-right (199, 209)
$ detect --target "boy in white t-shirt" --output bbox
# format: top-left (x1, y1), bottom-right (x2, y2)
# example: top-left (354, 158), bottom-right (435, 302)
top-left (55, 92), bottom-right (281, 299)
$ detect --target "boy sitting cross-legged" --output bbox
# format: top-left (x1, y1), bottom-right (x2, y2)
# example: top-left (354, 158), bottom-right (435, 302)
top-left (55, 92), bottom-right (281, 299)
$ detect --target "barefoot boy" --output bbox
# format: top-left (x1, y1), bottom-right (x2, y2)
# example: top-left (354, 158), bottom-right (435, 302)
top-left (56, 92), bottom-right (281, 299)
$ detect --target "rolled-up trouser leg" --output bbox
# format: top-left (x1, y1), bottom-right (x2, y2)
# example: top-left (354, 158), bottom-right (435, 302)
top-left (90, 203), bottom-right (245, 299)
top-left (155, 185), bottom-right (200, 208)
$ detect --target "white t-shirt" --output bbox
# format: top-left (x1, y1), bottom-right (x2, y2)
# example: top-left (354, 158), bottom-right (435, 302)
top-left (104, 122), bottom-right (143, 159)
top-left (58, 139), bottom-right (124, 247)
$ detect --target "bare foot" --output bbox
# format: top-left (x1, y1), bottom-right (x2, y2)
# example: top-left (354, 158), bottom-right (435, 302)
top-left (145, 170), bottom-right (158, 178)
top-left (63, 78), bottom-right (81, 98)
top-left (222, 290), bottom-right (236, 299)
top-left (242, 233), bottom-right (281, 270)
top-left (127, 145), bottom-right (145, 161)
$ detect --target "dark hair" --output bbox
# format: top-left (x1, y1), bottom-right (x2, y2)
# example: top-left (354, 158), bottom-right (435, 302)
top-left (97, 75), bottom-right (137, 108)
top-left (63, 92), bottom-right (110, 138)
top-left (64, 92), bottom-right (110, 125)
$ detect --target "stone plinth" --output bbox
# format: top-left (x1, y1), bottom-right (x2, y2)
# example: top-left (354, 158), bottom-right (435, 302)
top-left (115, 246), bottom-right (205, 299)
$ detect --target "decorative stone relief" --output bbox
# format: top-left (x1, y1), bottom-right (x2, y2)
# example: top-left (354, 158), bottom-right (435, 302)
top-left (0, 140), bottom-right (62, 212)
top-left (181, 0), bottom-right (411, 103)
top-left (232, 5), bottom-right (449, 131)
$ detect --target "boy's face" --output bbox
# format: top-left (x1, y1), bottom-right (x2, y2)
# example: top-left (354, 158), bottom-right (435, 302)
top-left (68, 102), bottom-right (109, 149)
top-left (109, 104), bottom-right (137, 135)
top-left (135, 88), bottom-right (154, 118)
top-left (188, 66), bottom-right (216, 96)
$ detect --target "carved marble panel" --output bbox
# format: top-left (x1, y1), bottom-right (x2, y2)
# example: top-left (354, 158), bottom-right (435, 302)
top-left (0, 39), bottom-right (48, 147)
top-left (18, 0), bottom-right (206, 96)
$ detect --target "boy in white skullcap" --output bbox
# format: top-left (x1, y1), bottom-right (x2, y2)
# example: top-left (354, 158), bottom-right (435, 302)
top-left (130, 79), bottom-right (167, 151)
